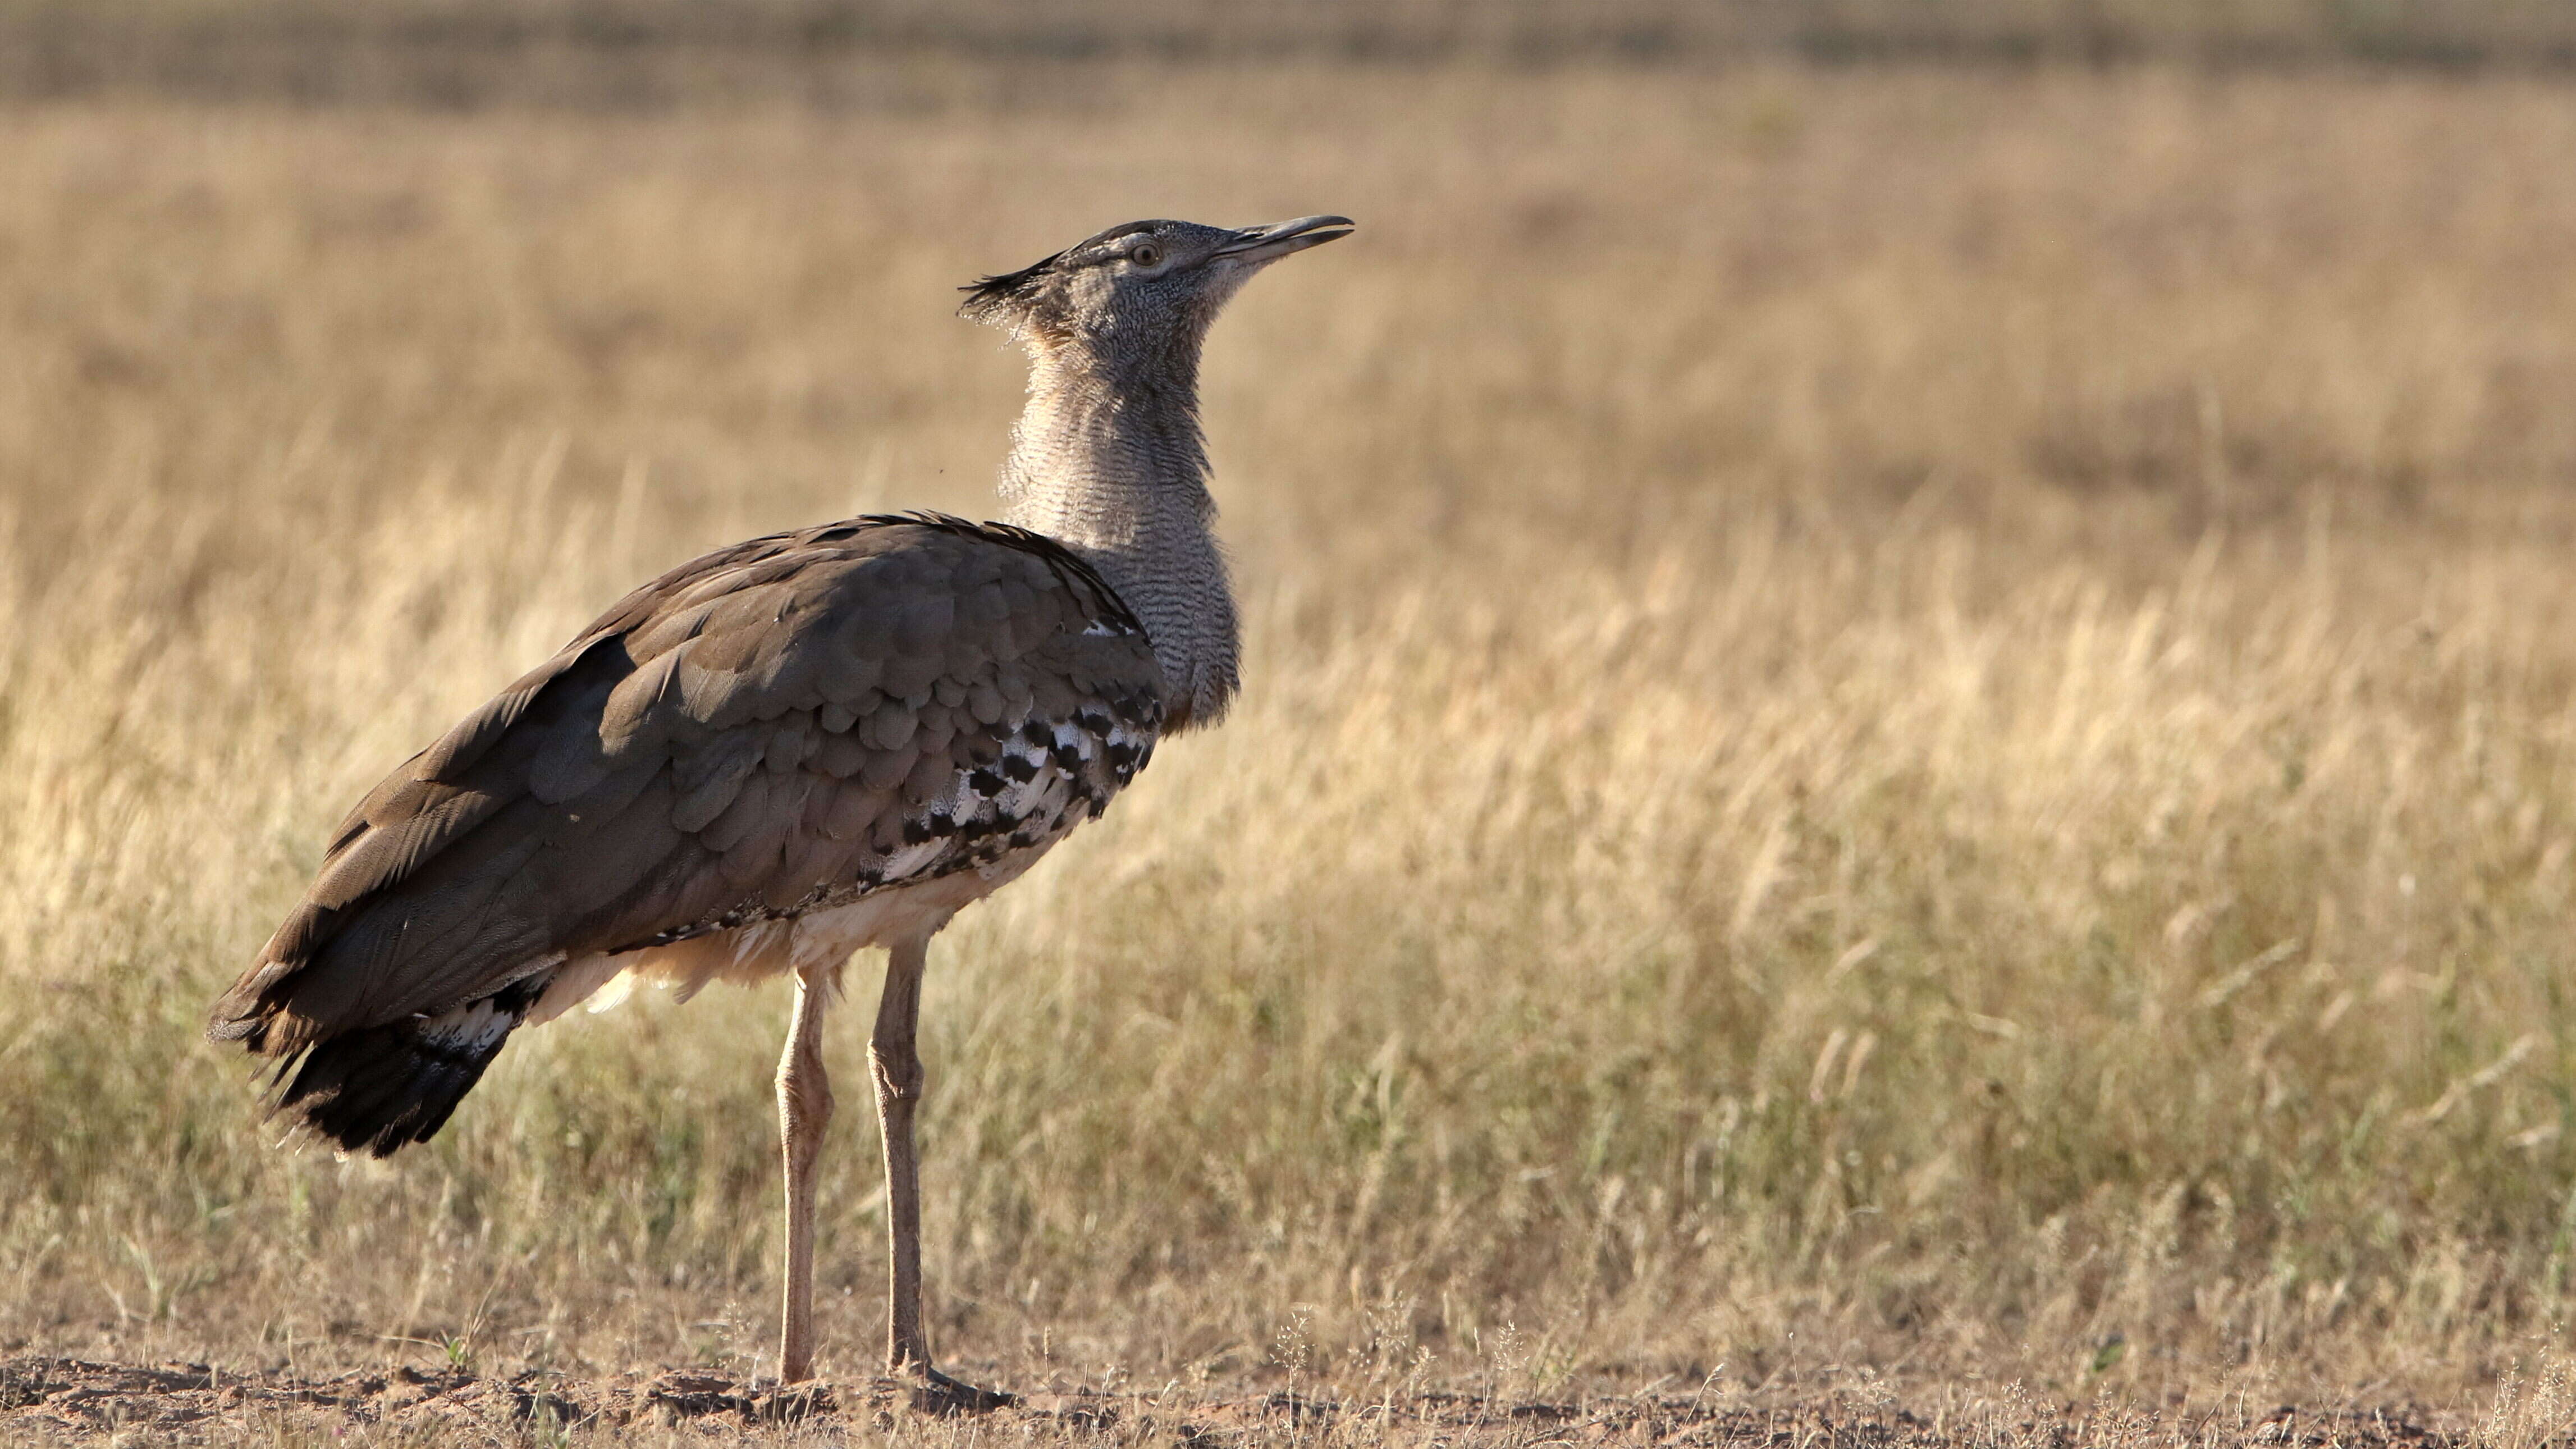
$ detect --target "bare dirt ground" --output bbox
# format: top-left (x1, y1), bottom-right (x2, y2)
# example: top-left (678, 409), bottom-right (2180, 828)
top-left (0, 1356), bottom-right (2469, 1447)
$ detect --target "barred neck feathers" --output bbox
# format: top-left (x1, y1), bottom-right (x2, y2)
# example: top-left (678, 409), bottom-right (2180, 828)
top-left (970, 215), bottom-right (1352, 728)
top-left (999, 344), bottom-right (1240, 731)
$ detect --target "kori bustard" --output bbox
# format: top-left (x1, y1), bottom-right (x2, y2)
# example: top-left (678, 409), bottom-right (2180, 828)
top-left (208, 214), bottom-right (1354, 1407)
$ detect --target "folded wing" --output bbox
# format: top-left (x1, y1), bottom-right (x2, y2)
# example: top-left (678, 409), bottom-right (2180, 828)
top-left (209, 515), bottom-right (1163, 1152)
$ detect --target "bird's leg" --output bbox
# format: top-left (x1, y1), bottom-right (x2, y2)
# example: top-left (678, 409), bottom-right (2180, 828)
top-left (870, 936), bottom-right (930, 1374)
top-left (868, 932), bottom-right (1010, 1413)
top-left (776, 963), bottom-right (835, 1385)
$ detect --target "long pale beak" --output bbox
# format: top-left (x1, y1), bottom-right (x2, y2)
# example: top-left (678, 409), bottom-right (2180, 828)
top-left (1216, 215), bottom-right (1356, 264)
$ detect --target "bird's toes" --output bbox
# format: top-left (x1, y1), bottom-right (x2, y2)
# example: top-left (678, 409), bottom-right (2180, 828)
top-left (871, 1363), bottom-right (1013, 1416)
top-left (750, 1380), bottom-right (836, 1423)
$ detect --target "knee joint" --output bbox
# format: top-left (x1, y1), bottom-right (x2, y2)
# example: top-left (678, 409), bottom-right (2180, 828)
top-left (868, 1046), bottom-right (924, 1102)
top-left (777, 1071), bottom-right (835, 1123)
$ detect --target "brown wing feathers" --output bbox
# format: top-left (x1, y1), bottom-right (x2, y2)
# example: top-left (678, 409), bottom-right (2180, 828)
top-left (210, 515), bottom-right (1164, 1154)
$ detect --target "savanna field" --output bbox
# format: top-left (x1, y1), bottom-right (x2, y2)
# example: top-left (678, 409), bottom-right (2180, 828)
top-left (9, 34), bottom-right (2576, 1446)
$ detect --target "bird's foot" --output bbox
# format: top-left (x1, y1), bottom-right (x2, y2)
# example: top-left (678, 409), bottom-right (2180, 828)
top-left (749, 1379), bottom-right (836, 1424)
top-left (873, 1360), bottom-right (1013, 1416)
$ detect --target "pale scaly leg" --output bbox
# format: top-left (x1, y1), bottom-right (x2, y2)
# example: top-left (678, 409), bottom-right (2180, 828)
top-left (776, 963), bottom-right (835, 1384)
top-left (871, 931), bottom-right (1010, 1411)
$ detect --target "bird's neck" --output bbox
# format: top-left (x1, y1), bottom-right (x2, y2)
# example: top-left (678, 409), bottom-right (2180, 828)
top-left (998, 344), bottom-right (1239, 730)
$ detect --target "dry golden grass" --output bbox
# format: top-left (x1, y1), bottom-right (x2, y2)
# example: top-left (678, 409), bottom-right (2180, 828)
top-left (8, 60), bottom-right (2576, 1442)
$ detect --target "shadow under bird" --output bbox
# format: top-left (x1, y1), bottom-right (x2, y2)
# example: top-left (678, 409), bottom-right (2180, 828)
top-left (207, 213), bottom-right (1355, 1407)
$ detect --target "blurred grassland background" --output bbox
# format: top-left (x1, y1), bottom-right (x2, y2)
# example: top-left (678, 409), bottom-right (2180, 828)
top-left (8, 0), bottom-right (2576, 1417)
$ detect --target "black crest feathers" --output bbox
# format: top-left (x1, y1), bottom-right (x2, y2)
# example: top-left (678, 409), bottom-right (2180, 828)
top-left (959, 249), bottom-right (1062, 321)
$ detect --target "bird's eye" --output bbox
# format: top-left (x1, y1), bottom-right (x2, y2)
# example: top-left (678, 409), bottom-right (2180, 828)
top-left (1131, 243), bottom-right (1163, 268)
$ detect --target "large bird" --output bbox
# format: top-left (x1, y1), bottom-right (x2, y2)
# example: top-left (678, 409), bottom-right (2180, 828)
top-left (208, 214), bottom-right (1355, 1407)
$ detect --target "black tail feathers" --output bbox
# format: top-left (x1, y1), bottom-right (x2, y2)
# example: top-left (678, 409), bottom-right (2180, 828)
top-left (272, 981), bottom-right (541, 1158)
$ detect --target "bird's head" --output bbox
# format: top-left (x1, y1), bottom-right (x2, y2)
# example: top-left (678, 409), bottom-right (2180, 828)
top-left (961, 215), bottom-right (1354, 361)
